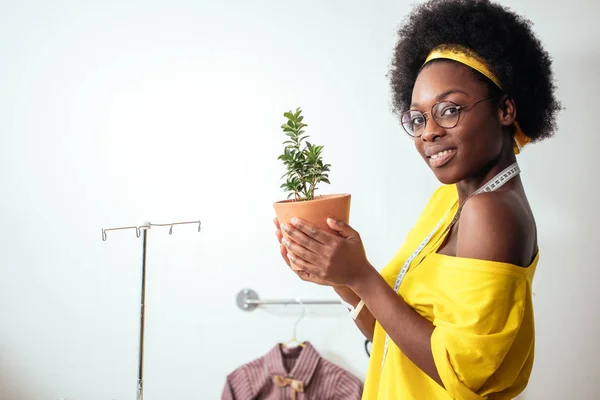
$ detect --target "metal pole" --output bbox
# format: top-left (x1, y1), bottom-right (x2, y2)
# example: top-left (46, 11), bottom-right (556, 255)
top-left (137, 228), bottom-right (148, 400)
top-left (236, 289), bottom-right (342, 312)
top-left (246, 299), bottom-right (341, 305)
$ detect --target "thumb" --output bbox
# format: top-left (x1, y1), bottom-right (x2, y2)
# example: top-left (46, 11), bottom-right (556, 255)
top-left (327, 218), bottom-right (357, 238)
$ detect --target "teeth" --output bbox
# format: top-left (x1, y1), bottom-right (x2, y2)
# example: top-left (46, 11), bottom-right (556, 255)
top-left (430, 150), bottom-right (452, 159)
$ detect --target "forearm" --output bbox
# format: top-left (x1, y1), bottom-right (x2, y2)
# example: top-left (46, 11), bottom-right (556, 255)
top-left (350, 266), bottom-right (443, 387)
top-left (333, 286), bottom-right (376, 342)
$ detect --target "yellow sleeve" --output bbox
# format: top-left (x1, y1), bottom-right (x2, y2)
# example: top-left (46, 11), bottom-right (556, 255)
top-left (429, 260), bottom-right (533, 400)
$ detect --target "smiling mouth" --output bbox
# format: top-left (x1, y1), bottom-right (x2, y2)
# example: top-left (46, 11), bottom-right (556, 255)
top-left (428, 149), bottom-right (457, 168)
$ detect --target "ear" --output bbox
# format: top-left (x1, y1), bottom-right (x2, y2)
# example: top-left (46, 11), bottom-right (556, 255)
top-left (497, 95), bottom-right (517, 127)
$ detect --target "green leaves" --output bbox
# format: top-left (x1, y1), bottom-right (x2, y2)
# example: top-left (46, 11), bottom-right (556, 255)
top-left (278, 107), bottom-right (331, 201)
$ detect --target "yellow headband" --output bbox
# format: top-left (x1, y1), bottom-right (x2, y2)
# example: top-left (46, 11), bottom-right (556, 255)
top-left (424, 44), bottom-right (530, 154)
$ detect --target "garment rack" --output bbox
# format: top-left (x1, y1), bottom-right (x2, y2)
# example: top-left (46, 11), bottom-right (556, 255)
top-left (102, 220), bottom-right (202, 241)
top-left (236, 288), bottom-right (342, 312)
top-left (102, 219), bottom-right (201, 400)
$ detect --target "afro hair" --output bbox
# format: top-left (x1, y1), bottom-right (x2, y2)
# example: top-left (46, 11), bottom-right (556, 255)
top-left (389, 0), bottom-right (561, 142)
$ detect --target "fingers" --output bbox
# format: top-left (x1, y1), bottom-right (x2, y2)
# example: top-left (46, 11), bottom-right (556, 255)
top-left (281, 219), bottom-right (333, 253)
top-left (294, 269), bottom-right (333, 286)
top-left (287, 218), bottom-right (334, 245)
top-left (274, 217), bottom-right (338, 287)
top-left (274, 218), bottom-right (283, 241)
top-left (326, 218), bottom-right (359, 239)
top-left (286, 251), bottom-right (311, 279)
top-left (280, 243), bottom-right (291, 267)
top-left (281, 235), bottom-right (320, 265)
top-left (274, 218), bottom-right (290, 266)
top-left (281, 224), bottom-right (323, 253)
top-left (286, 251), bottom-right (322, 279)
top-left (291, 266), bottom-right (328, 286)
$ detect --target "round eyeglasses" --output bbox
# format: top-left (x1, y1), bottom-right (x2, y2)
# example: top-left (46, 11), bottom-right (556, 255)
top-left (400, 96), bottom-right (492, 137)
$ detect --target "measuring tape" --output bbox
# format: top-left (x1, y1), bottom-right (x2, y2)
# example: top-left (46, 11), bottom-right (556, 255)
top-left (380, 162), bottom-right (521, 372)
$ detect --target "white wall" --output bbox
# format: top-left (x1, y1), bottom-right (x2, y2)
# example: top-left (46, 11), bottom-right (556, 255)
top-left (0, 1), bottom-right (598, 399)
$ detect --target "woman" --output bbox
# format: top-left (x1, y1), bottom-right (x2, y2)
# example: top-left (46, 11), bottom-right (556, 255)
top-left (274, 0), bottom-right (560, 398)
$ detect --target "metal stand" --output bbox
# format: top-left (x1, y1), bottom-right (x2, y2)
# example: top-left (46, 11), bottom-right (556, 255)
top-left (102, 220), bottom-right (201, 400)
top-left (137, 228), bottom-right (148, 400)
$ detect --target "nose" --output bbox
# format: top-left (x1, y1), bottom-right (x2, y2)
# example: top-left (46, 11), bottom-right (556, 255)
top-left (420, 118), bottom-right (446, 142)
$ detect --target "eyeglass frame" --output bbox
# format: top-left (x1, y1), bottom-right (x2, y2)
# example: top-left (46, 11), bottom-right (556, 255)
top-left (400, 96), bottom-right (492, 137)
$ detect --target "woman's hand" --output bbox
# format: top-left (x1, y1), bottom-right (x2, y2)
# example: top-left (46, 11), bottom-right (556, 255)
top-left (273, 218), bottom-right (292, 267)
top-left (275, 217), bottom-right (377, 342)
top-left (277, 217), bottom-right (375, 288)
top-left (274, 218), bottom-right (335, 287)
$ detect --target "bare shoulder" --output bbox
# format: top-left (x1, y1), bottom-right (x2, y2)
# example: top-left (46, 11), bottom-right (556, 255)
top-left (456, 190), bottom-right (537, 267)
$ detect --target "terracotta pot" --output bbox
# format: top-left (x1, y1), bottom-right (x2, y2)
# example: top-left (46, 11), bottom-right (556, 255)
top-left (273, 194), bottom-right (351, 236)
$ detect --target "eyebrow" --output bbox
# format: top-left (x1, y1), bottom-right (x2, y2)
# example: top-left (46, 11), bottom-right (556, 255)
top-left (410, 88), bottom-right (470, 108)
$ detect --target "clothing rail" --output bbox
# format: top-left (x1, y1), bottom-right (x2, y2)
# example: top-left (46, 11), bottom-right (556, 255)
top-left (237, 289), bottom-right (342, 312)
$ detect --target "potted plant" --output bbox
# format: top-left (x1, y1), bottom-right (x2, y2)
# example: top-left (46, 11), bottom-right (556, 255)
top-left (273, 107), bottom-right (351, 235)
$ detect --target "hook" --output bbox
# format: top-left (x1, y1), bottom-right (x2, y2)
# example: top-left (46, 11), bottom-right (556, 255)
top-left (292, 298), bottom-right (305, 341)
top-left (101, 220), bottom-right (200, 242)
top-left (137, 225), bottom-right (151, 237)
